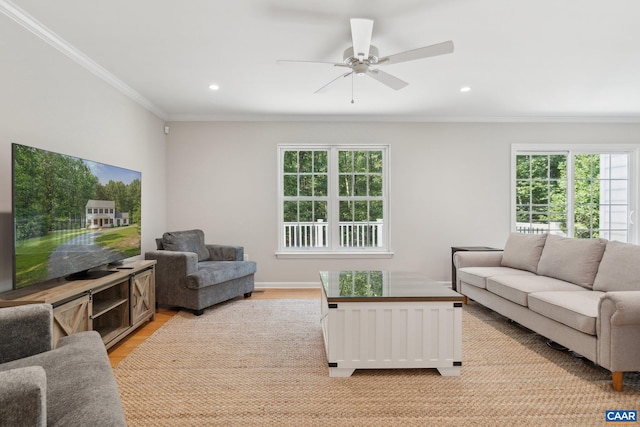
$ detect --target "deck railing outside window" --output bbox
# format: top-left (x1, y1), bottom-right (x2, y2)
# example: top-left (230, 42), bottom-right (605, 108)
top-left (284, 219), bottom-right (383, 248)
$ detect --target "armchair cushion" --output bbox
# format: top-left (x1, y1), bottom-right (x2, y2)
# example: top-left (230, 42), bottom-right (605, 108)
top-left (186, 261), bottom-right (257, 290)
top-left (162, 229), bottom-right (210, 262)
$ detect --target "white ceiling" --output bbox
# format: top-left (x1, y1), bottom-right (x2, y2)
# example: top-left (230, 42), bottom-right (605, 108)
top-left (4, 0), bottom-right (640, 122)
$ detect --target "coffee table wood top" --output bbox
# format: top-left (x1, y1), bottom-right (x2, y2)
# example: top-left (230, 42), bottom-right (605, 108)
top-left (320, 270), bottom-right (464, 303)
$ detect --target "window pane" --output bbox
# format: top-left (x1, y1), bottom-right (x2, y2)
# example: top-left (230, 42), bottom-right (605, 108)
top-left (298, 175), bottom-right (312, 196)
top-left (609, 180), bottom-right (627, 204)
top-left (339, 201), bottom-right (352, 222)
top-left (339, 174), bottom-right (352, 197)
top-left (354, 175), bottom-right (367, 196)
top-left (314, 151), bottom-right (327, 173)
top-left (354, 151), bottom-right (367, 173)
top-left (354, 201), bottom-right (368, 222)
top-left (549, 155), bottom-right (565, 179)
top-left (339, 151), bottom-right (352, 173)
top-left (314, 201), bottom-right (327, 220)
top-left (369, 200), bottom-right (383, 221)
top-left (516, 180), bottom-right (531, 205)
top-left (531, 156), bottom-right (549, 179)
top-left (283, 151), bottom-right (297, 173)
top-left (314, 174), bottom-right (327, 196)
top-left (369, 151), bottom-right (383, 173)
top-left (369, 175), bottom-right (382, 196)
top-left (609, 154), bottom-right (628, 179)
top-left (299, 201), bottom-right (313, 221)
top-left (283, 175), bottom-right (297, 196)
top-left (283, 201), bottom-right (297, 222)
top-left (299, 151), bottom-right (313, 173)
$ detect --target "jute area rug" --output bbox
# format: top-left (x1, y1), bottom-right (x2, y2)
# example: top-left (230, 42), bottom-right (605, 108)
top-left (114, 299), bottom-right (640, 426)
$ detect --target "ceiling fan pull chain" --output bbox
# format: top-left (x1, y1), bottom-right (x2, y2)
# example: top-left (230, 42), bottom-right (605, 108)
top-left (351, 72), bottom-right (355, 104)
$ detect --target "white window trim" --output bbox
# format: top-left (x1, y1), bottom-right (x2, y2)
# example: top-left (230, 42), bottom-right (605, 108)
top-left (511, 143), bottom-right (640, 244)
top-left (276, 144), bottom-right (393, 258)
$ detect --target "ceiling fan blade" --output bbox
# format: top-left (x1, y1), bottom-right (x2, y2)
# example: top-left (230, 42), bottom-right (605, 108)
top-left (366, 69), bottom-right (409, 90)
top-left (350, 18), bottom-right (373, 60)
top-left (277, 59), bottom-right (350, 67)
top-left (379, 40), bottom-right (454, 65)
top-left (314, 72), bottom-right (353, 94)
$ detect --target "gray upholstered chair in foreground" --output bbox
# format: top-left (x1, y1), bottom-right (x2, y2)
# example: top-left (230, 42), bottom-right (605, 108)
top-left (0, 304), bottom-right (127, 427)
top-left (145, 229), bottom-right (257, 315)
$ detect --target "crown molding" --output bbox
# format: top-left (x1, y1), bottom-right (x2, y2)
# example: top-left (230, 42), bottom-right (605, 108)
top-left (167, 113), bottom-right (640, 123)
top-left (0, 0), bottom-right (167, 120)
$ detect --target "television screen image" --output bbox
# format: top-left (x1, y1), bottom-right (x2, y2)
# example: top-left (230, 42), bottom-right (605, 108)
top-left (12, 143), bottom-right (142, 289)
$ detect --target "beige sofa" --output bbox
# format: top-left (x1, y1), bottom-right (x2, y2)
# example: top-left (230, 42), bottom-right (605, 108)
top-left (454, 233), bottom-right (640, 391)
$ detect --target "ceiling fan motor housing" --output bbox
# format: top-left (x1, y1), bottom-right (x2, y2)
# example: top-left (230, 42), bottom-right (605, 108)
top-left (343, 45), bottom-right (379, 66)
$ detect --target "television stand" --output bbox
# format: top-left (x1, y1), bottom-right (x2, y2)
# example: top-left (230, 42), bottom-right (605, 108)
top-left (0, 260), bottom-right (156, 349)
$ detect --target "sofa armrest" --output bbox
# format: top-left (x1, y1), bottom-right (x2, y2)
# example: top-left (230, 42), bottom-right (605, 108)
top-left (206, 244), bottom-right (244, 261)
top-left (453, 251), bottom-right (503, 269)
top-left (0, 304), bottom-right (53, 364)
top-left (0, 366), bottom-right (47, 427)
top-left (597, 291), bottom-right (640, 372)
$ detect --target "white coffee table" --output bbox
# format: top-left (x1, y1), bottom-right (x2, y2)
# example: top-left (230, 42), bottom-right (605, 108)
top-left (319, 271), bottom-right (463, 377)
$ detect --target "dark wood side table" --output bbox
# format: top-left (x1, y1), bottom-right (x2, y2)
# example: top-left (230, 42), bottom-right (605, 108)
top-left (451, 246), bottom-right (503, 291)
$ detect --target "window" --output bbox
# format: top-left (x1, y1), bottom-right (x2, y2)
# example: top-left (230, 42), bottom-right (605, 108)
top-left (512, 145), bottom-right (638, 243)
top-left (278, 145), bottom-right (390, 256)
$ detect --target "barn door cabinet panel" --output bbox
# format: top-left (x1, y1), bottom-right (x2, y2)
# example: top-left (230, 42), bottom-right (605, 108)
top-left (52, 293), bottom-right (91, 347)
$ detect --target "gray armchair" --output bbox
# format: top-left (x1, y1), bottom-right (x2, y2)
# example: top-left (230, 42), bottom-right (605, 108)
top-left (0, 304), bottom-right (127, 426)
top-left (145, 229), bottom-right (257, 315)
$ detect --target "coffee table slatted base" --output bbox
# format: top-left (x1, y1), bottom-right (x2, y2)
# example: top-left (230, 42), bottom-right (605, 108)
top-left (321, 298), bottom-right (462, 377)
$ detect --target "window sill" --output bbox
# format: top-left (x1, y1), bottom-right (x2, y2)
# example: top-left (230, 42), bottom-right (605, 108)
top-left (275, 251), bottom-right (394, 259)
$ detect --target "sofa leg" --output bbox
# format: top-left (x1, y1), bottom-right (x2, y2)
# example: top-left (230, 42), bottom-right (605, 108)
top-left (612, 371), bottom-right (623, 392)
top-left (244, 292), bottom-right (252, 298)
top-left (193, 309), bottom-right (204, 316)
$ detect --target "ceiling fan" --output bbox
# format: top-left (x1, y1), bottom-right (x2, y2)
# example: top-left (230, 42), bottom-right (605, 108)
top-left (278, 18), bottom-right (454, 94)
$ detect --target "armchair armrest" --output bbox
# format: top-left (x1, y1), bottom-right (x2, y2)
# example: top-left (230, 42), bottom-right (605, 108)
top-left (0, 304), bottom-right (53, 364)
top-left (145, 250), bottom-right (199, 277)
top-left (453, 251), bottom-right (503, 269)
top-left (206, 244), bottom-right (244, 261)
top-left (0, 366), bottom-right (47, 427)
top-left (597, 291), bottom-right (640, 372)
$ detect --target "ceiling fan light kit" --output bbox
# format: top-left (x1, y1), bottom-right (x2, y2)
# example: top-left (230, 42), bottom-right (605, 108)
top-left (278, 18), bottom-right (454, 96)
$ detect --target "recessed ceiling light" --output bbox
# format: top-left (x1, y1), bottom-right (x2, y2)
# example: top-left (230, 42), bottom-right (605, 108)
top-left (460, 86), bottom-right (471, 93)
top-left (208, 84), bottom-right (219, 91)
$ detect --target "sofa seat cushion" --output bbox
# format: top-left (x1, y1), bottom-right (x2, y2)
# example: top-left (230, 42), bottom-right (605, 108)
top-left (486, 275), bottom-right (584, 307)
top-left (458, 267), bottom-right (535, 289)
top-left (186, 261), bottom-right (257, 290)
top-left (528, 291), bottom-right (605, 335)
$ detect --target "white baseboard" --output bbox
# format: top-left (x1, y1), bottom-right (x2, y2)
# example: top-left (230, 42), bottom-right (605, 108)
top-left (255, 282), bottom-right (320, 289)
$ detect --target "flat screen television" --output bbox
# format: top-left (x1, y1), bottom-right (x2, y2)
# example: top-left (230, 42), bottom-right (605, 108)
top-left (12, 143), bottom-right (142, 289)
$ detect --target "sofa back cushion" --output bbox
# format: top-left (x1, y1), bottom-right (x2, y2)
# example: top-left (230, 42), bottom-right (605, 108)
top-left (500, 232), bottom-right (547, 273)
top-left (536, 234), bottom-right (607, 289)
top-left (162, 229), bottom-right (210, 262)
top-left (593, 241), bottom-right (640, 291)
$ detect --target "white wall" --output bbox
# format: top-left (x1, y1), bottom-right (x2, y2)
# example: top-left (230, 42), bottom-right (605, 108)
top-left (0, 14), bottom-right (167, 292)
top-left (165, 121), bottom-right (640, 286)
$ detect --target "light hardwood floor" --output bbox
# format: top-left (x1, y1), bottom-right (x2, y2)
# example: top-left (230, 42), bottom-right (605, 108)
top-left (107, 288), bottom-right (320, 367)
